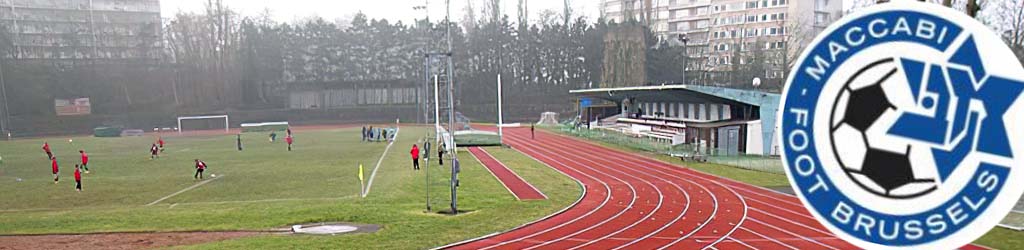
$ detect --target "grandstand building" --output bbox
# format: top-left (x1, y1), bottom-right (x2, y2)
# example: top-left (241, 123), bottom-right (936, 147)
top-left (571, 84), bottom-right (780, 156)
top-left (0, 0), bottom-right (163, 63)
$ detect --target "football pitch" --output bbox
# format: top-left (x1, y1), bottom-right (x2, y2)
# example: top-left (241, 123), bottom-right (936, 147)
top-left (0, 126), bottom-right (580, 249)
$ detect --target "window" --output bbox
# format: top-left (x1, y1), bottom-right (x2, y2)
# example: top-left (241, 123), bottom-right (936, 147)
top-left (761, 14), bottom-right (768, 22)
top-left (815, 12), bottom-right (831, 25)
top-left (746, 15), bottom-right (757, 22)
top-left (746, 1), bottom-right (758, 9)
top-left (815, 0), bottom-right (829, 11)
top-left (780, 0), bottom-right (787, 5)
top-left (696, 20), bottom-right (708, 28)
top-left (745, 28), bottom-right (757, 37)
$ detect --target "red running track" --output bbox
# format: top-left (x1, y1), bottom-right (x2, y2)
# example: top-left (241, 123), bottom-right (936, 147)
top-left (468, 147), bottom-right (547, 200)
top-left (444, 128), bottom-right (991, 250)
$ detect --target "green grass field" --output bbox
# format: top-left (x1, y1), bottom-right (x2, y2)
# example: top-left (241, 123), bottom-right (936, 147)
top-left (546, 126), bottom-right (1022, 250)
top-left (0, 126), bottom-right (580, 249)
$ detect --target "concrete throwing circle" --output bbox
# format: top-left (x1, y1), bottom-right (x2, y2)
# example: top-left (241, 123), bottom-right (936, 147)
top-left (290, 223), bottom-right (378, 235)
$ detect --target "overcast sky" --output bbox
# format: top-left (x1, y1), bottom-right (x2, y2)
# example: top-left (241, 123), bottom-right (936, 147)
top-left (161, 0), bottom-right (601, 24)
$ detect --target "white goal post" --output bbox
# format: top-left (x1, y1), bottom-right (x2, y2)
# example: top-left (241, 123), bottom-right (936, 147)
top-left (177, 115), bottom-right (230, 134)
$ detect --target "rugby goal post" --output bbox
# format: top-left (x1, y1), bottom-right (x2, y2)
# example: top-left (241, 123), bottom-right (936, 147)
top-left (177, 115), bottom-right (230, 134)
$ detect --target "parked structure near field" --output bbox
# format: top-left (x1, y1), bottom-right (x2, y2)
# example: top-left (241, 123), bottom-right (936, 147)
top-left (571, 84), bottom-right (780, 155)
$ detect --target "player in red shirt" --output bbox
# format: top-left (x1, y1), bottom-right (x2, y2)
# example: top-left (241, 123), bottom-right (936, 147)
top-left (194, 159), bottom-right (208, 180)
top-left (157, 137), bottom-right (165, 152)
top-left (42, 142), bottom-right (53, 159)
top-left (285, 135), bottom-right (294, 151)
top-left (51, 157), bottom-right (59, 184)
top-left (410, 144), bottom-right (420, 170)
top-left (79, 150), bottom-right (90, 173)
top-left (74, 164), bottom-right (82, 192)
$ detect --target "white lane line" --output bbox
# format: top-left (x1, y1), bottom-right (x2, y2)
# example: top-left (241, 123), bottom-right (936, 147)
top-left (146, 175), bottom-right (223, 206)
top-left (468, 148), bottom-right (520, 200)
top-left (700, 182), bottom-right (747, 250)
top-left (746, 218), bottom-right (838, 250)
top-left (549, 133), bottom-right (826, 248)
top-left (480, 147), bottom-right (548, 199)
top-left (739, 227), bottom-right (798, 250)
top-left (431, 147), bottom-right (589, 250)
top-left (506, 134), bottom-right (690, 250)
top-left (498, 135), bottom-right (644, 250)
top-left (749, 206), bottom-right (832, 236)
top-left (477, 140), bottom-right (616, 250)
top-left (514, 131), bottom-right (717, 250)
top-left (169, 196), bottom-right (357, 206)
top-left (727, 236), bottom-right (758, 250)
top-left (535, 133), bottom-right (731, 250)
top-left (362, 126), bottom-right (398, 197)
top-left (468, 147), bottom-right (547, 200)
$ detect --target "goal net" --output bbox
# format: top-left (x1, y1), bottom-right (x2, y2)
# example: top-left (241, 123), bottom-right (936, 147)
top-left (537, 112), bottom-right (559, 125)
top-left (177, 115), bottom-right (230, 133)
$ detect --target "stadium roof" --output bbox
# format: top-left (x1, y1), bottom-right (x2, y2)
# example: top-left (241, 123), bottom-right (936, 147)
top-left (569, 85), bottom-right (780, 108)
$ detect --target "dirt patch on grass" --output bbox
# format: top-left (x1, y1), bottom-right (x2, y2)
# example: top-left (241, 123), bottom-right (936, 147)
top-left (0, 231), bottom-right (268, 250)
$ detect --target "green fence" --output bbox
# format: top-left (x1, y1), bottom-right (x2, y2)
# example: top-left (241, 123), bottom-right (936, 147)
top-left (557, 125), bottom-right (785, 174)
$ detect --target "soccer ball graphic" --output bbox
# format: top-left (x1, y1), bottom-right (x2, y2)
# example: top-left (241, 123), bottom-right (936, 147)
top-left (829, 58), bottom-right (939, 199)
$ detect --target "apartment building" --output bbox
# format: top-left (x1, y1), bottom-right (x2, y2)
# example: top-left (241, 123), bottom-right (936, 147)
top-left (0, 0), bottom-right (163, 63)
top-left (602, 0), bottom-right (843, 85)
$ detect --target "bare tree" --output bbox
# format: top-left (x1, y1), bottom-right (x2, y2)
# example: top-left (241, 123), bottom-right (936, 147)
top-left (991, 0), bottom-right (1024, 62)
top-left (779, 18), bottom-right (813, 85)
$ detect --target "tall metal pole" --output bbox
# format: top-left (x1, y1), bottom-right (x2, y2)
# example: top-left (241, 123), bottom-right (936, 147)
top-left (444, 0), bottom-right (458, 215)
top-left (0, 57), bottom-right (10, 134)
top-left (493, 73), bottom-right (497, 137)
top-left (434, 75), bottom-right (441, 131)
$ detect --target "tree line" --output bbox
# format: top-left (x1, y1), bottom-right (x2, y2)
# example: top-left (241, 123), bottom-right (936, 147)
top-left (0, 0), bottom-right (1021, 122)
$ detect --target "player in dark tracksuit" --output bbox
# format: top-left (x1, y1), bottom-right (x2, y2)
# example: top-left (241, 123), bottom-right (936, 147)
top-left (237, 134), bottom-right (243, 151)
top-left (150, 144), bottom-right (160, 159)
top-left (438, 142), bottom-right (445, 166)
top-left (194, 159), bottom-right (207, 179)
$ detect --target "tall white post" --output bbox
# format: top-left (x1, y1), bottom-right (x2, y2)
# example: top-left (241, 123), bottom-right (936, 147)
top-left (177, 117), bottom-right (182, 134)
top-left (497, 74), bottom-right (503, 137)
top-left (434, 75), bottom-right (441, 137)
top-left (225, 116), bottom-right (230, 133)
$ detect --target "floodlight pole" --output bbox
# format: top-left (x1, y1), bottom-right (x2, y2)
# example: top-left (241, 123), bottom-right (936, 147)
top-left (445, 0), bottom-right (458, 215)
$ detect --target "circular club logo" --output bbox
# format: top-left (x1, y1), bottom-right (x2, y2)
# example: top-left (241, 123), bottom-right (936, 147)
top-left (780, 2), bottom-right (1024, 249)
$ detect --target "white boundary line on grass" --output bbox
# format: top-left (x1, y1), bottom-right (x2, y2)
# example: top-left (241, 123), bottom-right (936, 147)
top-left (468, 147), bottom-right (548, 200)
top-left (432, 146), bottom-right (587, 250)
top-left (362, 126), bottom-right (399, 198)
top-left (145, 175), bottom-right (223, 206)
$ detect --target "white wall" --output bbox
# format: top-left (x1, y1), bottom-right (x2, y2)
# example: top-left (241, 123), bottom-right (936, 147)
top-left (746, 120), bottom-right (764, 155)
